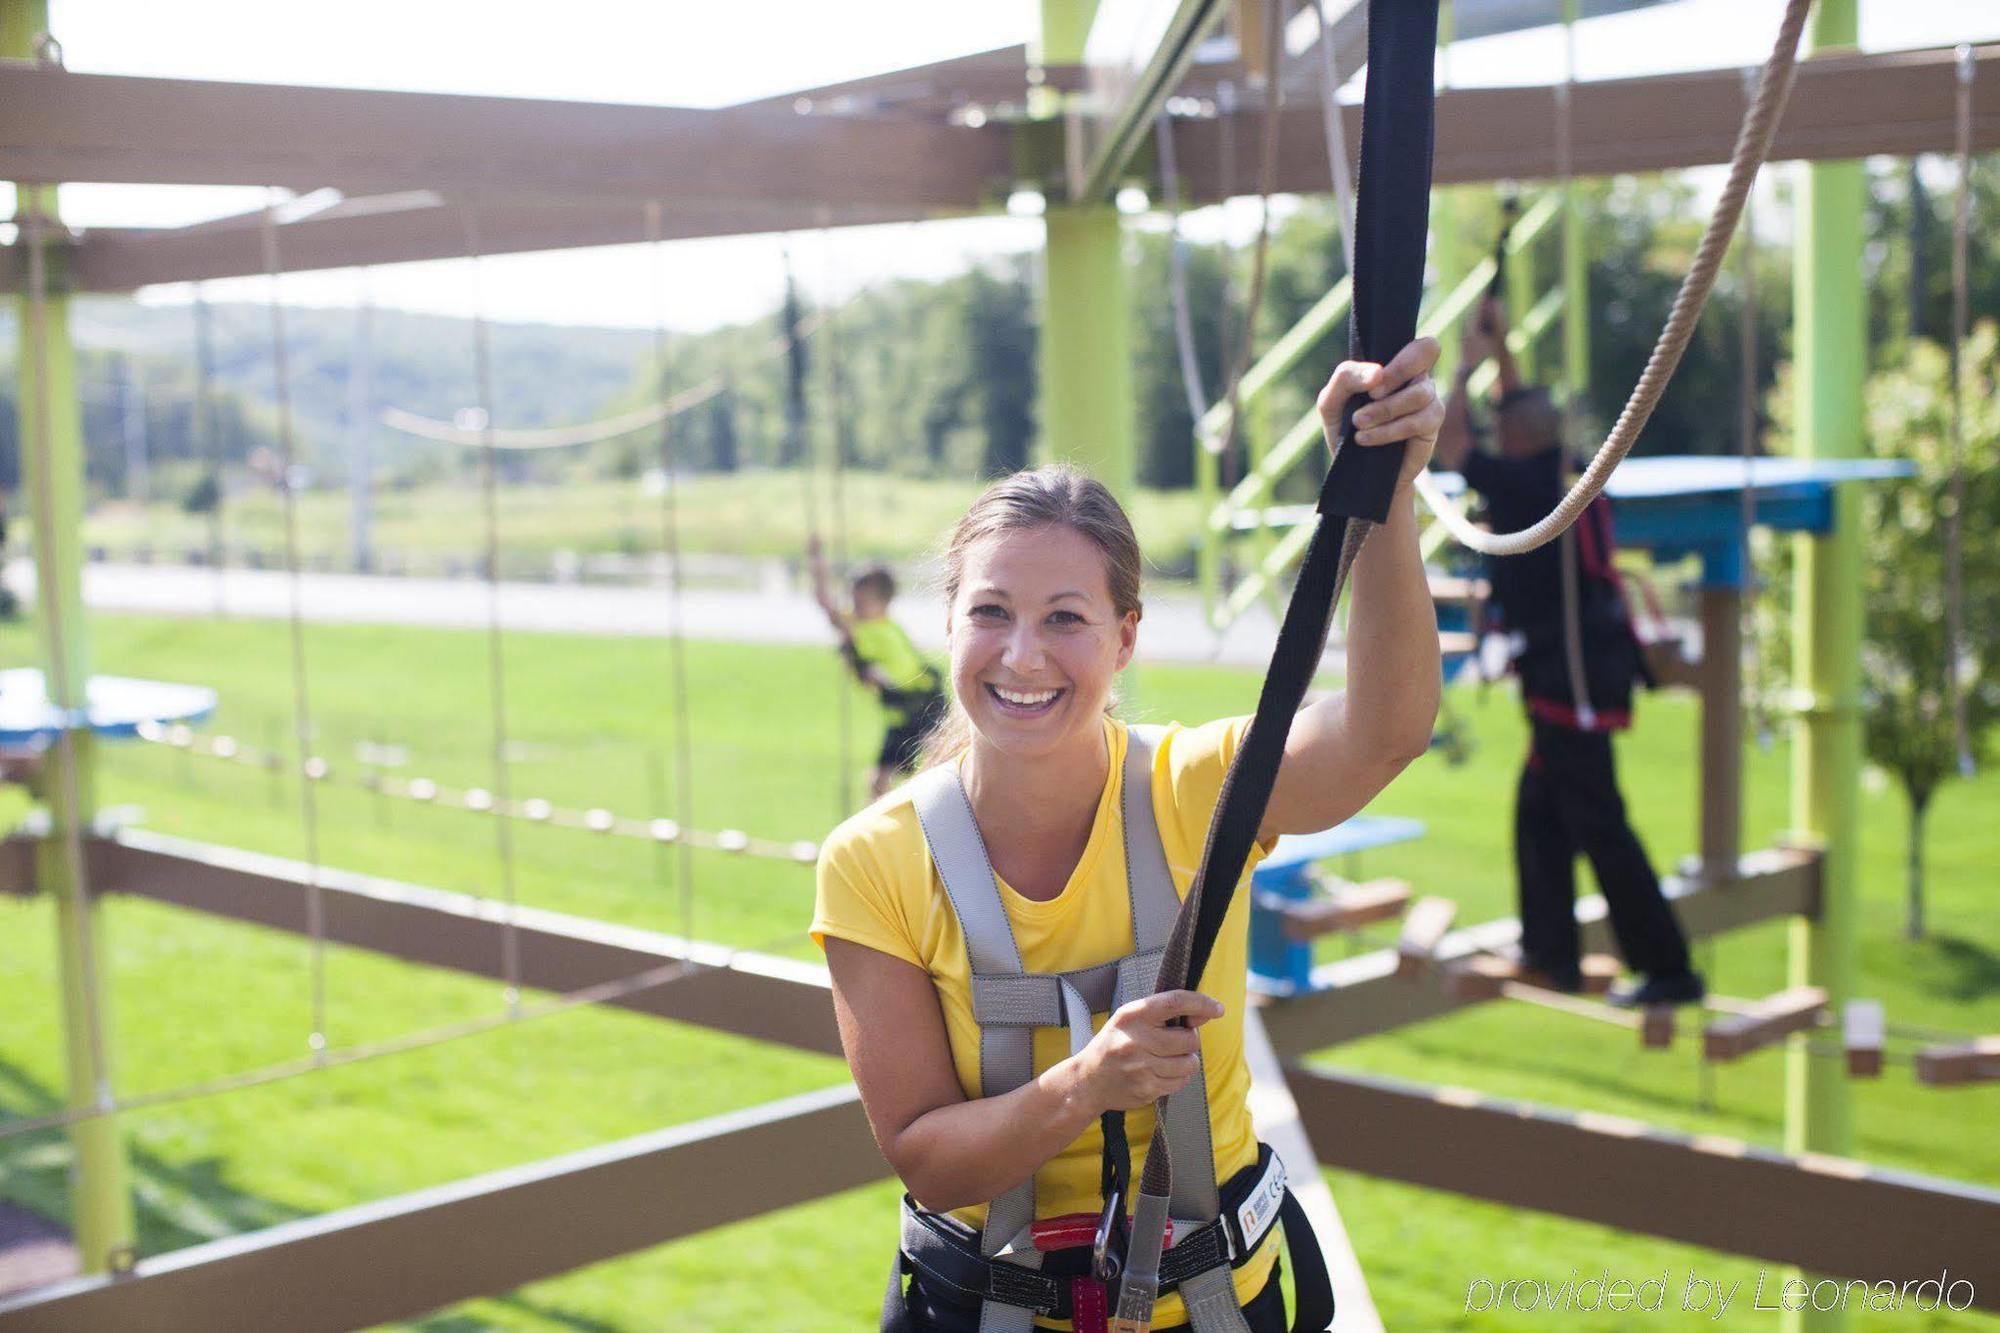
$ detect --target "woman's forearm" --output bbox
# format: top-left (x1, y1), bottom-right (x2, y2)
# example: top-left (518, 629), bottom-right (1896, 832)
top-left (1341, 481), bottom-right (1442, 762)
top-left (889, 1057), bottom-right (1100, 1214)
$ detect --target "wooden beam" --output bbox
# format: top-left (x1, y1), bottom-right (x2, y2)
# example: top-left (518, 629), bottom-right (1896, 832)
top-left (1170, 43), bottom-right (2000, 201)
top-left (0, 65), bottom-right (1010, 209)
top-left (0, 832), bottom-right (38, 895)
top-left (0, 1083), bottom-right (886, 1332)
top-left (76, 830), bottom-right (1813, 1067)
top-left (1703, 986), bottom-right (1828, 1062)
top-left (86, 829), bottom-right (842, 1058)
top-left (1914, 1037), bottom-right (2000, 1087)
top-left (1241, 1009), bottom-right (1383, 1331)
top-left (1286, 1065), bottom-right (2000, 1313)
top-left (1443, 951), bottom-right (1618, 1001)
top-left (1261, 846), bottom-right (1820, 1057)
top-left (63, 197), bottom-right (925, 293)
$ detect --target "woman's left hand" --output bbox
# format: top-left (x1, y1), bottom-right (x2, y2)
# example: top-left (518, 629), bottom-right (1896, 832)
top-left (1314, 336), bottom-right (1444, 491)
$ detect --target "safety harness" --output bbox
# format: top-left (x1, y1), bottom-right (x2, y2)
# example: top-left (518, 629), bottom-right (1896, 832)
top-left (889, 2), bottom-right (1445, 1326)
top-left (886, 728), bottom-right (1332, 1333)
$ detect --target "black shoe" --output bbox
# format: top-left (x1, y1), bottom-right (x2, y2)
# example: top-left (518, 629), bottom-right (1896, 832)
top-left (1517, 954), bottom-right (1583, 994)
top-left (1608, 971), bottom-right (1706, 1009)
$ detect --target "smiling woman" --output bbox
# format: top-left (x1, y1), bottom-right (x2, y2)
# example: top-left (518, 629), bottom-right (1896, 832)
top-left (810, 340), bottom-right (1443, 1333)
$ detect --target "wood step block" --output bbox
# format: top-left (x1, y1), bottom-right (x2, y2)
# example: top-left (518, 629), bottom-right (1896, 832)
top-left (1914, 1036), bottom-right (2000, 1086)
top-left (1703, 985), bottom-right (1828, 1062)
top-left (1281, 879), bottom-right (1411, 941)
top-left (1393, 896), bottom-right (1458, 980)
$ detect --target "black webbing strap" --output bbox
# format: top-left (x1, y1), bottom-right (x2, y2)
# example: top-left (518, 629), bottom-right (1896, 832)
top-left (1113, 3), bottom-right (1439, 1327)
top-left (1171, 0), bottom-right (1440, 1014)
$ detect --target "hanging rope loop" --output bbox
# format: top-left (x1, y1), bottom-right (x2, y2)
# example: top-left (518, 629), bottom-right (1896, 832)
top-left (1415, 0), bottom-right (1815, 556)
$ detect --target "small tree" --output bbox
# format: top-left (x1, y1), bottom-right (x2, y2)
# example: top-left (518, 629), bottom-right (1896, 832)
top-left (1857, 325), bottom-right (2000, 937)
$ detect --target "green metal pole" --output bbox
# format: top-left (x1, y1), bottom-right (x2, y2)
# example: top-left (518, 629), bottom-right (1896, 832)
top-left (1039, 207), bottom-right (1135, 495)
top-left (1036, 0), bottom-right (1134, 496)
top-left (1786, 1), bottom-right (1863, 1328)
top-left (5, 0), bottom-right (137, 1276)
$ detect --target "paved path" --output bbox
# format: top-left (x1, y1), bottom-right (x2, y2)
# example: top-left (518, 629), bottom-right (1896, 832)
top-left (9, 561), bottom-right (1339, 671)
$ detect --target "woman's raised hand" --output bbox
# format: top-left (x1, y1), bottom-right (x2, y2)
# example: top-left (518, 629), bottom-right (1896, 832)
top-left (1315, 337), bottom-right (1445, 491)
top-left (1071, 990), bottom-right (1224, 1114)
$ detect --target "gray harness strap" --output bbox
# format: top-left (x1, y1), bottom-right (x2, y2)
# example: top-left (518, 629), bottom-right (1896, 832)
top-left (910, 765), bottom-right (1044, 1333)
top-left (909, 727), bottom-right (1250, 1331)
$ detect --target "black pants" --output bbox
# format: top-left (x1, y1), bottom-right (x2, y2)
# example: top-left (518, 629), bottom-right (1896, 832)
top-left (1515, 720), bottom-right (1691, 982)
top-left (896, 1262), bottom-right (1289, 1332)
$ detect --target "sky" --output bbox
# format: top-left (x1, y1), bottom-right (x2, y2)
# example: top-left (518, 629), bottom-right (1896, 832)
top-left (13, 0), bottom-right (1995, 331)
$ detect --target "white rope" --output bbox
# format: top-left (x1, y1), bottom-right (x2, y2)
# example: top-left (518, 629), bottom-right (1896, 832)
top-left (259, 194), bottom-right (332, 1059)
top-left (378, 312), bottom-right (832, 449)
top-left (1414, 0), bottom-right (1813, 557)
top-left (462, 206), bottom-right (524, 1018)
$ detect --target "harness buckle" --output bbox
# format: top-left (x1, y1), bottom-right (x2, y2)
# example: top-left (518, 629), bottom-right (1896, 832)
top-left (1092, 1188), bottom-right (1125, 1283)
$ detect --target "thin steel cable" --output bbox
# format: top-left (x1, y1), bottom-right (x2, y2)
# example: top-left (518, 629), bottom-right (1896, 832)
top-left (1212, 78), bottom-right (1242, 483)
top-left (645, 202), bottom-right (699, 951)
top-left (1414, 0), bottom-right (1813, 556)
top-left (1214, 0), bottom-right (1287, 478)
top-left (1310, 0), bottom-right (1358, 276)
top-left (259, 195), bottom-right (331, 1059)
top-left (0, 926), bottom-right (804, 1142)
top-left (462, 206), bottom-right (524, 1018)
top-left (148, 726), bottom-right (822, 862)
top-left (1155, 108), bottom-right (1212, 424)
top-left (820, 223), bottom-right (857, 816)
top-left (1735, 87), bottom-right (1773, 750)
top-left (191, 284), bottom-right (225, 615)
top-left (783, 249), bottom-right (820, 543)
top-left (1552, 38), bottom-right (1597, 731)
top-left (21, 199), bottom-right (115, 1113)
top-left (1947, 45), bottom-right (1975, 777)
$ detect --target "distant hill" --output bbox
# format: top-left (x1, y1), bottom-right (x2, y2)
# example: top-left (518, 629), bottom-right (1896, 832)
top-left (66, 298), bottom-right (658, 464)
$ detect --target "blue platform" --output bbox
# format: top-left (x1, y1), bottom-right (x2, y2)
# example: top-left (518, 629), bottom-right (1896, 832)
top-left (1249, 816), bottom-right (1426, 994)
top-left (0, 668), bottom-right (217, 747)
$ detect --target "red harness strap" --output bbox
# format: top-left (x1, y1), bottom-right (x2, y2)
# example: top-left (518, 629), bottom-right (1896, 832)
top-left (1071, 1274), bottom-right (1110, 1333)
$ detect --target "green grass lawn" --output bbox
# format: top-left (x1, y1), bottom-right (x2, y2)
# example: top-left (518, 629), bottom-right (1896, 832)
top-left (1, 612), bottom-right (1995, 1329)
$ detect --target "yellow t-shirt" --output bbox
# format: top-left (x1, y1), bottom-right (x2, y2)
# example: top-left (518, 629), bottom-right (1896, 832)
top-left (811, 715), bottom-right (1277, 1329)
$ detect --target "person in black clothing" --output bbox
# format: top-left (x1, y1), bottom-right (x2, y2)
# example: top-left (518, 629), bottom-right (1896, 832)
top-left (1433, 297), bottom-right (1703, 1008)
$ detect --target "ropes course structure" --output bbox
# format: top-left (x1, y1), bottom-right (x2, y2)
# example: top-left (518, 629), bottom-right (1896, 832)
top-left (5, 2), bottom-right (2000, 1326)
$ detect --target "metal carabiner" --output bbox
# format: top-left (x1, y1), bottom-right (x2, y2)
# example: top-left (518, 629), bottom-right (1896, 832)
top-left (1092, 1188), bottom-right (1124, 1284)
